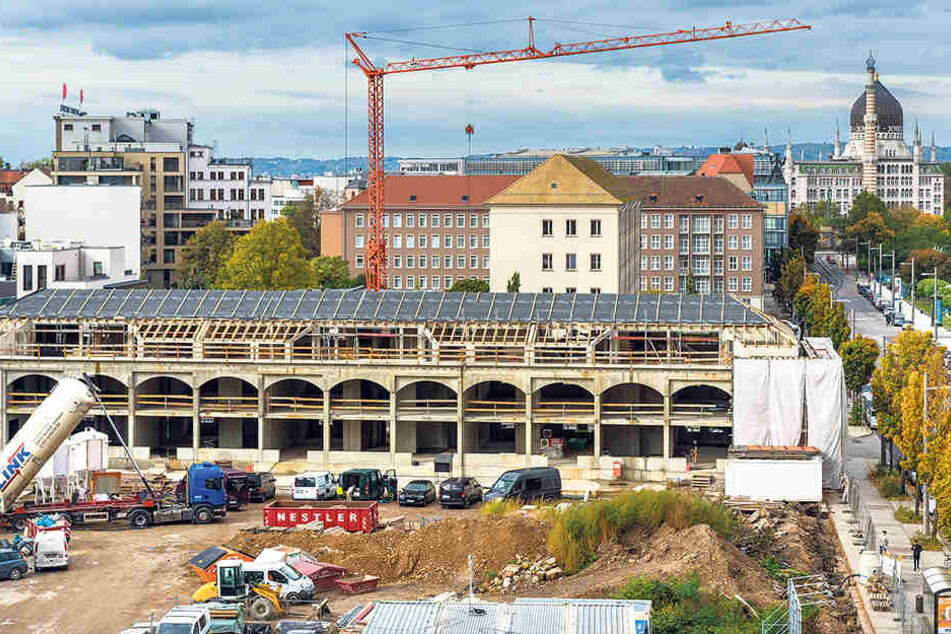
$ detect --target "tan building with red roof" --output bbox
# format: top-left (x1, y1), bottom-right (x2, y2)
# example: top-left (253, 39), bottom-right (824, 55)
top-left (323, 174), bottom-right (517, 289)
top-left (697, 153), bottom-right (754, 194)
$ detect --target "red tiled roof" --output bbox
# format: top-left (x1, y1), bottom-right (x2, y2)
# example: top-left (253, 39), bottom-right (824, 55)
top-left (619, 175), bottom-right (761, 209)
top-left (342, 174), bottom-right (519, 208)
top-left (697, 153), bottom-right (754, 190)
top-left (0, 170), bottom-right (28, 187)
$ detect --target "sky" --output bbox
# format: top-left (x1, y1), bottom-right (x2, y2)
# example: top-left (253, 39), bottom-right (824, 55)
top-left (1, 0), bottom-right (950, 163)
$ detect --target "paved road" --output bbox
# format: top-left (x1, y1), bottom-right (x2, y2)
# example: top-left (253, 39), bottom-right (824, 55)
top-left (830, 267), bottom-right (901, 351)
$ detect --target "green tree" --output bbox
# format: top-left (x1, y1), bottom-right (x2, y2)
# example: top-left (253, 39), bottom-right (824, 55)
top-left (311, 255), bottom-right (353, 289)
top-left (846, 211), bottom-right (892, 247)
top-left (773, 252), bottom-right (806, 313)
top-left (215, 217), bottom-right (315, 290)
top-left (871, 329), bottom-right (936, 442)
top-left (281, 194), bottom-right (320, 257)
top-left (506, 271), bottom-right (521, 293)
top-left (840, 336), bottom-right (879, 396)
top-left (849, 191), bottom-right (887, 225)
top-left (176, 221), bottom-right (235, 289)
top-left (447, 278), bottom-right (489, 293)
top-left (684, 272), bottom-right (697, 294)
top-left (788, 213), bottom-right (819, 262)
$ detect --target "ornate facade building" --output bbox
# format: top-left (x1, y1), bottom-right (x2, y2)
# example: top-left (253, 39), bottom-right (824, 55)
top-left (785, 56), bottom-right (944, 214)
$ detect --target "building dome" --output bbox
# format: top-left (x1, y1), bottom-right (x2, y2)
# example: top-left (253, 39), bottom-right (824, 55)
top-left (850, 80), bottom-right (903, 132)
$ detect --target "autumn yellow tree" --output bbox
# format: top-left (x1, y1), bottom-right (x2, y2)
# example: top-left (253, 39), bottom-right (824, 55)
top-left (897, 347), bottom-right (949, 473)
top-left (871, 329), bottom-right (935, 443)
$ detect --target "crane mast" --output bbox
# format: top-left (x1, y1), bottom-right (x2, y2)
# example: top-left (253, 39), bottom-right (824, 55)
top-left (346, 17), bottom-right (811, 291)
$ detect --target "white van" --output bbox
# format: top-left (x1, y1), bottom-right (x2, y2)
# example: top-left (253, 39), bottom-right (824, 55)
top-left (242, 559), bottom-right (316, 603)
top-left (33, 530), bottom-right (68, 570)
top-left (292, 471), bottom-right (335, 501)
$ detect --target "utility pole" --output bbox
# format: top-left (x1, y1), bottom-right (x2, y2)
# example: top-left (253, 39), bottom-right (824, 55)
top-left (923, 372), bottom-right (931, 536)
top-left (878, 243), bottom-right (884, 296)
top-left (912, 257), bottom-right (916, 327)
top-left (891, 249), bottom-right (896, 308)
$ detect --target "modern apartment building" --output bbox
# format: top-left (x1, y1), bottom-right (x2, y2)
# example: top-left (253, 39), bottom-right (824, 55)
top-left (489, 155), bottom-right (765, 303)
top-left (323, 175), bottom-right (517, 289)
top-left (186, 146), bottom-right (256, 227)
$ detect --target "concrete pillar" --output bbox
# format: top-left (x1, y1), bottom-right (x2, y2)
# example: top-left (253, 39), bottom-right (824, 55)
top-left (192, 375), bottom-right (200, 459)
top-left (322, 388), bottom-right (331, 466)
top-left (456, 389), bottom-right (464, 474)
top-left (0, 368), bottom-right (6, 447)
top-left (256, 378), bottom-right (265, 461)
top-left (524, 387), bottom-right (533, 464)
top-left (662, 390), bottom-right (672, 463)
top-left (389, 389), bottom-right (397, 465)
top-left (127, 372), bottom-right (136, 448)
top-left (593, 392), bottom-right (602, 459)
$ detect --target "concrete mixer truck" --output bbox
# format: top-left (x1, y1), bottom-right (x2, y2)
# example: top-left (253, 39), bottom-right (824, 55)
top-left (0, 375), bottom-right (227, 530)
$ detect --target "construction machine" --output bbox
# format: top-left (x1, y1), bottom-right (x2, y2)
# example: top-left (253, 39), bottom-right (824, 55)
top-left (193, 558), bottom-right (284, 621)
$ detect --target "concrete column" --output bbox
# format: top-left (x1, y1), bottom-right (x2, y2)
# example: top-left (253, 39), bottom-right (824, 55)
top-left (322, 388), bottom-right (331, 466)
top-left (256, 377), bottom-right (265, 462)
top-left (127, 372), bottom-right (136, 448)
top-left (593, 392), bottom-right (602, 459)
top-left (662, 390), bottom-right (672, 463)
top-left (456, 389), bottom-right (464, 475)
top-left (389, 389), bottom-right (397, 466)
top-left (524, 387), bottom-right (533, 464)
top-left (0, 368), bottom-right (6, 447)
top-left (192, 375), bottom-right (200, 459)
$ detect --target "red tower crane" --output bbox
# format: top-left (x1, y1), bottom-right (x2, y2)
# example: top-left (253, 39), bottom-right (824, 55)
top-left (346, 17), bottom-right (811, 291)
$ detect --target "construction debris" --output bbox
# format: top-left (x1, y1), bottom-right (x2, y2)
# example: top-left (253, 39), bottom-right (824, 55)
top-left (483, 554), bottom-right (563, 593)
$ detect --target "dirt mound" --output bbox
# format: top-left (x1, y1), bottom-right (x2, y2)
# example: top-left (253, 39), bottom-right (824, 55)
top-left (536, 523), bottom-right (777, 606)
top-left (227, 514), bottom-right (550, 587)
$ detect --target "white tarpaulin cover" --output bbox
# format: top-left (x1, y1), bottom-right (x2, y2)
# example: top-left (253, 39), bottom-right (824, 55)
top-left (806, 358), bottom-right (846, 488)
top-left (733, 358), bottom-right (804, 446)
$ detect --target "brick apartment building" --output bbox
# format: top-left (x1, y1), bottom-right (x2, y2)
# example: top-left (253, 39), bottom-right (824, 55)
top-left (321, 175), bottom-right (516, 290)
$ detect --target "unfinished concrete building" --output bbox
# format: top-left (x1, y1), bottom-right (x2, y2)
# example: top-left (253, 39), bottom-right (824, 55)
top-left (0, 288), bottom-right (800, 485)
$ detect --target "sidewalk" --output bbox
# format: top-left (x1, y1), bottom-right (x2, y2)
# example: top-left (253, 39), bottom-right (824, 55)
top-left (875, 282), bottom-right (951, 347)
top-left (830, 427), bottom-right (943, 633)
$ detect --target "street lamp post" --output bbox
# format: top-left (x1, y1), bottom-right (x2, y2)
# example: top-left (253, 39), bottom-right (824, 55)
top-left (922, 372), bottom-right (945, 536)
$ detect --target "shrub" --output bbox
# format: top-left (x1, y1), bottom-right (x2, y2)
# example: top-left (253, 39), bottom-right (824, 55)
top-left (759, 556), bottom-right (807, 583)
top-left (913, 532), bottom-right (943, 551)
top-left (868, 465), bottom-right (906, 499)
top-left (849, 402), bottom-right (864, 426)
top-left (612, 573), bottom-right (760, 633)
top-left (894, 506), bottom-right (922, 524)
top-left (480, 498), bottom-right (520, 516)
top-left (547, 489), bottom-right (738, 573)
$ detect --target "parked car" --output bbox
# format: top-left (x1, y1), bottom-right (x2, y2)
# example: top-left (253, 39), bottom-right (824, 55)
top-left (438, 477), bottom-right (483, 509)
top-left (0, 548), bottom-right (28, 581)
top-left (293, 471), bottom-right (336, 501)
top-left (339, 469), bottom-right (397, 501)
top-left (892, 313), bottom-right (905, 327)
top-left (484, 467), bottom-right (562, 503)
top-left (248, 472), bottom-right (277, 503)
top-left (221, 468), bottom-right (251, 511)
top-left (398, 480), bottom-right (436, 507)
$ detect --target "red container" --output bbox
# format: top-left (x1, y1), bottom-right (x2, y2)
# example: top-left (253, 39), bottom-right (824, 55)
top-left (261, 500), bottom-right (379, 533)
top-left (334, 574), bottom-right (380, 594)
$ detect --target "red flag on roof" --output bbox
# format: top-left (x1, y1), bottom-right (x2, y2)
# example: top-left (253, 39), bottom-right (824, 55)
top-left (79, 89), bottom-right (83, 105)
top-left (62, 83), bottom-right (67, 100)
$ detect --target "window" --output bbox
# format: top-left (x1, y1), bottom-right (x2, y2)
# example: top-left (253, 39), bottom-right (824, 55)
top-left (651, 214), bottom-right (660, 229)
top-left (651, 276), bottom-right (661, 291)
top-left (640, 256), bottom-right (649, 270)
top-left (742, 277), bottom-right (753, 292)
top-left (482, 235), bottom-right (490, 248)
top-left (432, 235), bottom-right (440, 248)
top-left (432, 275), bottom-right (440, 288)
top-left (406, 255), bottom-right (415, 268)
top-left (641, 213), bottom-right (648, 227)
top-left (163, 157), bottom-right (179, 172)
top-left (714, 236), bottom-right (724, 254)
top-left (693, 256), bottom-right (710, 274)
top-left (230, 188), bottom-right (237, 200)
top-left (444, 235), bottom-right (452, 248)
top-left (590, 253), bottom-right (601, 271)
top-left (664, 255), bottom-right (674, 271)
top-left (590, 287), bottom-right (601, 294)
top-left (419, 235), bottom-right (428, 247)
top-left (457, 255), bottom-right (465, 268)
top-left (542, 253), bottom-right (553, 270)
top-left (640, 277), bottom-right (648, 291)
top-left (692, 234), bottom-right (709, 254)
top-left (728, 235), bottom-right (738, 250)
top-left (640, 234), bottom-right (648, 249)
top-left (482, 256), bottom-right (489, 268)
top-left (482, 213), bottom-right (489, 227)
top-left (418, 276), bottom-right (427, 289)
top-left (406, 214), bottom-right (415, 228)
top-left (20, 265), bottom-right (32, 291)
top-left (92, 261), bottom-right (103, 277)
top-left (469, 235), bottom-right (478, 249)
top-left (651, 256), bottom-right (661, 270)
top-left (542, 287), bottom-right (553, 293)
top-left (444, 214), bottom-right (453, 228)
top-left (542, 219), bottom-right (553, 236)
top-left (419, 255), bottom-right (427, 268)
top-left (419, 213), bottom-right (427, 227)
top-left (393, 213), bottom-right (402, 228)
top-left (355, 254), bottom-right (364, 268)
top-left (692, 216), bottom-right (710, 232)
top-left (445, 276), bottom-right (453, 288)
top-left (470, 214), bottom-right (478, 228)
top-left (409, 195), bottom-right (417, 202)
top-left (230, 171), bottom-right (236, 180)
top-left (679, 216), bottom-right (689, 232)
top-left (407, 275), bottom-right (415, 288)
top-left (393, 276), bottom-right (402, 289)
top-left (741, 235), bottom-right (752, 250)
top-left (384, 214), bottom-right (390, 228)
top-left (728, 213), bottom-right (738, 229)
top-left (457, 213), bottom-right (465, 227)
top-left (54, 264), bottom-right (65, 281)
top-left (63, 123), bottom-right (73, 131)
top-left (664, 214), bottom-right (673, 229)
top-left (742, 256), bottom-right (752, 271)
top-left (590, 219), bottom-right (602, 236)
top-left (393, 255), bottom-right (402, 268)
top-left (651, 235), bottom-right (661, 249)
top-left (432, 214), bottom-right (440, 228)
top-left (565, 253), bottom-right (577, 270)
top-left (163, 249), bottom-right (175, 264)
top-left (407, 235), bottom-right (415, 248)
top-left (714, 217), bottom-right (724, 233)
top-left (664, 235), bottom-right (674, 250)
top-left (444, 255), bottom-right (453, 268)
top-left (664, 276), bottom-right (674, 292)
top-left (37, 265), bottom-right (47, 290)
top-left (565, 287), bottom-right (576, 293)
top-left (470, 255), bottom-right (477, 269)
top-left (565, 219), bottom-right (577, 236)
top-left (742, 214), bottom-right (752, 229)
top-left (432, 256), bottom-right (439, 269)
top-left (714, 258), bottom-right (724, 275)
top-left (728, 255), bottom-right (738, 271)
top-left (355, 234), bottom-right (365, 248)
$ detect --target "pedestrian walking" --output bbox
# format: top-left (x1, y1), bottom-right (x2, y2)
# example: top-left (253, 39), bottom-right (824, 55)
top-left (913, 539), bottom-right (923, 571)
top-left (880, 530), bottom-right (889, 555)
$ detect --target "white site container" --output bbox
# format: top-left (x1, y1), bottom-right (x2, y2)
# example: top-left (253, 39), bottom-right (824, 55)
top-left (66, 428), bottom-right (109, 473)
top-left (724, 457), bottom-right (823, 503)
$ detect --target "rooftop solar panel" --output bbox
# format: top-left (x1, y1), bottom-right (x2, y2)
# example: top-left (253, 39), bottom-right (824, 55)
top-left (573, 293), bottom-right (595, 322)
top-left (423, 292), bottom-right (450, 320)
top-left (396, 291), bottom-right (424, 320)
top-left (460, 293), bottom-right (491, 320)
top-left (315, 289), bottom-right (345, 319)
top-left (355, 292), bottom-right (382, 319)
top-left (38, 290), bottom-right (70, 317)
top-left (295, 290), bottom-right (322, 319)
top-left (158, 290), bottom-right (189, 318)
top-left (680, 295), bottom-right (702, 323)
top-left (116, 289), bottom-right (151, 318)
top-left (272, 290), bottom-right (304, 319)
top-left (530, 294), bottom-right (553, 321)
top-left (178, 290), bottom-right (208, 317)
top-left (136, 290), bottom-right (166, 318)
top-left (62, 290), bottom-right (91, 316)
top-left (376, 290), bottom-right (403, 321)
top-left (615, 294), bottom-right (638, 321)
top-left (509, 293), bottom-right (535, 322)
top-left (211, 290), bottom-right (243, 318)
top-left (490, 293), bottom-right (514, 320)
top-left (550, 294), bottom-right (575, 322)
top-left (334, 290), bottom-right (363, 319)
top-left (592, 293), bottom-right (617, 322)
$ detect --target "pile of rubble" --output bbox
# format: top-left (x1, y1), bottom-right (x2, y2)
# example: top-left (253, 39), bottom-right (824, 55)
top-left (482, 554), bottom-right (563, 593)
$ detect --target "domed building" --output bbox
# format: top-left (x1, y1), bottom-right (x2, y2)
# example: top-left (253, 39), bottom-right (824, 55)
top-left (785, 55), bottom-right (944, 215)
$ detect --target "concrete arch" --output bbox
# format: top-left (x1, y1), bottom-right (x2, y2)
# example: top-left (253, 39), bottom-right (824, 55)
top-left (86, 374), bottom-right (129, 394)
top-left (134, 373), bottom-right (194, 389)
top-left (601, 382), bottom-right (663, 403)
top-left (396, 380), bottom-right (458, 400)
top-left (263, 375), bottom-right (322, 392)
top-left (265, 378), bottom-right (324, 397)
top-left (198, 376), bottom-right (259, 397)
top-left (326, 377), bottom-right (391, 396)
top-left (532, 378), bottom-right (595, 395)
top-left (396, 376), bottom-right (458, 394)
top-left (137, 375), bottom-right (194, 395)
top-left (462, 374), bottom-right (531, 395)
top-left (462, 380), bottom-right (525, 400)
top-left (671, 384), bottom-right (732, 412)
top-left (533, 382), bottom-right (595, 400)
top-left (6, 372), bottom-right (60, 388)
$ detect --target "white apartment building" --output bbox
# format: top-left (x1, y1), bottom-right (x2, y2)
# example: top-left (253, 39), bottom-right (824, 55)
top-left (249, 177), bottom-right (271, 222)
top-left (11, 240), bottom-right (135, 298)
top-left (187, 145), bottom-right (253, 228)
top-left (22, 184), bottom-right (141, 278)
top-left (268, 178), bottom-right (308, 220)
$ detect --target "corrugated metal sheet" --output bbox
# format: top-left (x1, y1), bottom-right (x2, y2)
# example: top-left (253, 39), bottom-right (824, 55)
top-left (363, 601), bottom-right (440, 634)
top-left (1, 288), bottom-right (766, 325)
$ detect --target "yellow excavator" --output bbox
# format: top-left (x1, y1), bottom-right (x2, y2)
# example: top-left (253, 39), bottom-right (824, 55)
top-left (193, 558), bottom-right (284, 620)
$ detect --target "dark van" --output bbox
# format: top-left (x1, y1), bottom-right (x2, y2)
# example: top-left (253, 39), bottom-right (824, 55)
top-left (484, 467), bottom-right (561, 502)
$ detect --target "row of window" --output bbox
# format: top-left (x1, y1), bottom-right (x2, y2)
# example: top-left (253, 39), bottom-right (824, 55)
top-left (188, 170), bottom-right (245, 181)
top-left (639, 233), bottom-right (753, 252)
top-left (541, 218), bottom-right (602, 237)
top-left (355, 212), bottom-right (489, 229)
top-left (355, 253), bottom-right (490, 270)
top-left (540, 287), bottom-right (601, 294)
top-left (354, 234), bottom-right (490, 249)
top-left (641, 213), bottom-right (753, 231)
top-left (638, 255), bottom-right (753, 273)
top-left (189, 188), bottom-right (245, 202)
top-left (386, 275), bottom-right (487, 290)
top-left (638, 276), bottom-right (753, 293)
top-left (540, 253), bottom-right (601, 272)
